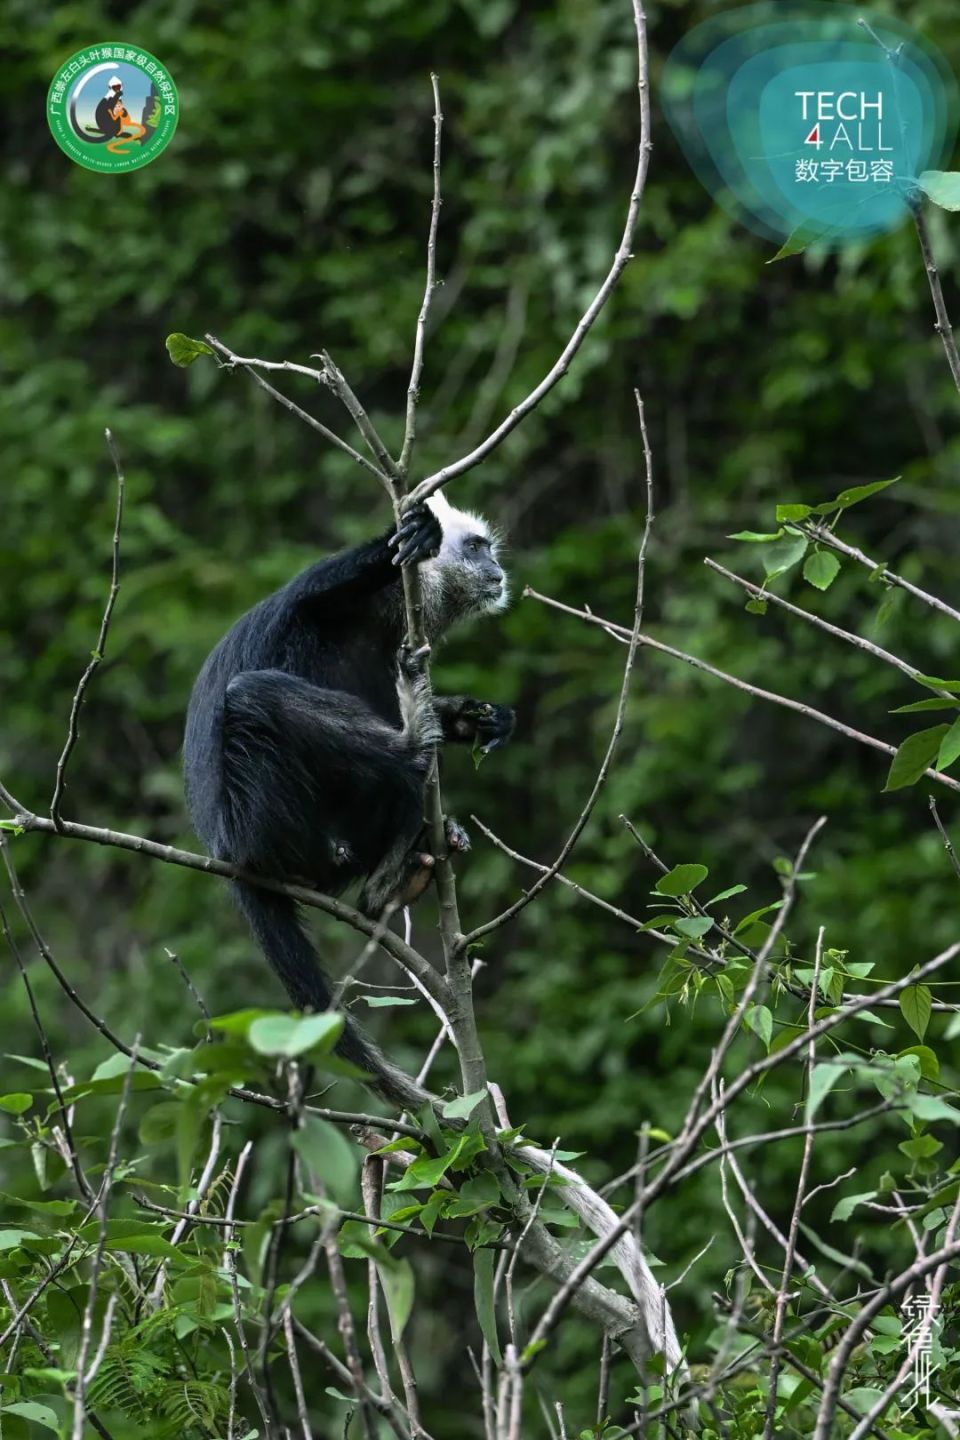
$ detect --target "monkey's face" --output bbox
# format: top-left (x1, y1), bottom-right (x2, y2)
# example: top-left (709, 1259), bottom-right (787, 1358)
top-left (459, 531), bottom-right (508, 614)
top-left (420, 495), bottom-right (509, 630)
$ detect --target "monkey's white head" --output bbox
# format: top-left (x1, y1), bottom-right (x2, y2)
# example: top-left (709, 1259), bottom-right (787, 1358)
top-left (421, 493), bottom-right (509, 634)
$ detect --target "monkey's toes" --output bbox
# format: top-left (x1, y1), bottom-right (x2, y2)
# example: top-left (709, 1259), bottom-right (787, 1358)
top-left (400, 641), bottom-right (432, 678)
top-left (444, 818), bottom-right (471, 854)
top-left (397, 853), bottom-right (435, 905)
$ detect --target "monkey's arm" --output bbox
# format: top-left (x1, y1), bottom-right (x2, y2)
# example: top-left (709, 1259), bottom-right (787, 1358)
top-left (434, 696), bottom-right (515, 754)
top-left (286, 502), bottom-right (441, 614)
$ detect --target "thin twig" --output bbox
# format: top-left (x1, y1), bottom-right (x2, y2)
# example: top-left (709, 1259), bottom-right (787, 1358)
top-left (0, 801), bottom-right (446, 1005)
top-left (72, 1040), bottom-right (139, 1440)
top-left (800, 521), bottom-right (960, 628)
top-left (523, 589), bottom-right (960, 794)
top-left (762, 928), bottom-right (824, 1439)
top-left (813, 1238), bottom-right (960, 1440)
top-left (204, 334), bottom-right (387, 484)
top-left (929, 796), bottom-right (960, 880)
top-left (705, 556), bottom-right (955, 697)
top-left (0, 882), bottom-right (93, 1202)
top-left (223, 1142), bottom-right (271, 1434)
top-left (399, 73), bottom-right (443, 476)
top-left (51, 428), bottom-right (125, 828)
top-left (467, 388), bottom-right (655, 945)
top-left (521, 939), bottom-right (960, 1363)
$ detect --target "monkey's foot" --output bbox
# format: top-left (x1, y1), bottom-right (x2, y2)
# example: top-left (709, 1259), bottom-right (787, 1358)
top-left (396, 851), bottom-right (435, 905)
top-left (399, 641), bottom-right (432, 679)
top-left (444, 817), bottom-right (471, 854)
top-left (390, 501), bottom-right (442, 568)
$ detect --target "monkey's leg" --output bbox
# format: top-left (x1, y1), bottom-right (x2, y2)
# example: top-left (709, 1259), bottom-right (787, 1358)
top-left (433, 695), bottom-right (516, 753)
top-left (220, 669), bottom-right (428, 894)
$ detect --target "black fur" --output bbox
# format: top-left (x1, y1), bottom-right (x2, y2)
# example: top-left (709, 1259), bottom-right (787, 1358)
top-left (183, 501), bottom-right (512, 1105)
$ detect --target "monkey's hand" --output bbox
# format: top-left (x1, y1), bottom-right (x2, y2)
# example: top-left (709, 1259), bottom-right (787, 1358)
top-left (436, 696), bottom-right (515, 754)
top-left (389, 502), bottom-right (442, 568)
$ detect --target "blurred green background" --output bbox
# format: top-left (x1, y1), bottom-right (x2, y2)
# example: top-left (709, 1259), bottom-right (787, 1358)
top-left (2, 0), bottom-right (960, 1433)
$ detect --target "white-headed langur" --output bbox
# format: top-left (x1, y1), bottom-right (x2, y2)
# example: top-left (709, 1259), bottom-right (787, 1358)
top-left (183, 494), bottom-right (514, 1106)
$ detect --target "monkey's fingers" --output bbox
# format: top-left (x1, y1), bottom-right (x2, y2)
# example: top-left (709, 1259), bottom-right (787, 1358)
top-left (393, 527), bottom-right (440, 567)
top-left (391, 503), bottom-right (442, 566)
top-left (477, 704), bottom-right (516, 754)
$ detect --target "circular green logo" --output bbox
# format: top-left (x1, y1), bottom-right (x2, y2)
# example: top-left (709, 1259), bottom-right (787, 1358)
top-left (47, 43), bottom-right (179, 173)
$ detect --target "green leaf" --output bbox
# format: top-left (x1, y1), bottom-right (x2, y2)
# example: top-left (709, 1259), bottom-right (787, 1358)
top-left (654, 864), bottom-right (708, 898)
top-left (441, 1089), bottom-right (488, 1122)
top-left (0, 1093), bottom-right (33, 1115)
top-left (897, 1045), bottom-right (939, 1081)
top-left (704, 884), bottom-right (747, 907)
top-left (207, 1007), bottom-right (276, 1037)
top-left (900, 984), bottom-right (932, 1041)
top-left (890, 697), bottom-right (960, 714)
top-left (844, 1386), bottom-right (887, 1416)
top-left (908, 1095), bottom-right (960, 1124)
top-left (806, 1062), bottom-right (847, 1122)
top-left (767, 221), bottom-right (832, 262)
top-left (883, 726), bottom-right (950, 792)
top-left (915, 676), bottom-right (960, 693)
top-left (775, 504), bottom-right (813, 522)
top-left (378, 1254), bottom-right (415, 1340)
top-left (802, 550), bottom-right (840, 591)
top-left (815, 477), bottom-right (899, 514)
top-left (937, 715), bottom-right (960, 771)
top-left (104, 1233), bottom-right (184, 1259)
top-left (900, 1134), bottom-right (943, 1161)
top-left (361, 995), bottom-right (417, 1008)
top-left (727, 529), bottom-right (783, 543)
top-left (139, 1101), bottom-right (181, 1145)
top-left (0, 1229), bottom-right (40, 1250)
top-left (1, 1402), bottom-right (60, 1432)
top-left (918, 169), bottom-right (960, 210)
top-left (393, 1145), bottom-right (461, 1192)
top-left (473, 1246), bottom-right (502, 1366)
top-left (760, 532), bottom-right (807, 580)
top-left (831, 1190), bottom-right (876, 1222)
top-left (248, 1011), bottom-right (343, 1058)
top-left (444, 1172), bottom-right (502, 1217)
top-left (672, 916), bottom-right (713, 940)
top-left (744, 597), bottom-right (768, 616)
top-left (744, 1005), bottom-right (773, 1050)
top-left (292, 1115), bottom-right (359, 1207)
top-left (0, 1191), bottom-right (76, 1217)
top-left (166, 333), bottom-right (215, 366)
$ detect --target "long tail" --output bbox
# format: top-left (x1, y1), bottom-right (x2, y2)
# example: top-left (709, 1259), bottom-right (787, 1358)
top-left (232, 880), bottom-right (431, 1112)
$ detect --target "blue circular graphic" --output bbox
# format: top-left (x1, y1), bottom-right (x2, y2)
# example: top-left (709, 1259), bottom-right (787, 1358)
top-left (663, 3), bottom-right (959, 246)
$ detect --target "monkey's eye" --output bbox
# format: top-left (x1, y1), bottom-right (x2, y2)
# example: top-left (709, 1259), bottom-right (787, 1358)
top-left (464, 535), bottom-right (487, 555)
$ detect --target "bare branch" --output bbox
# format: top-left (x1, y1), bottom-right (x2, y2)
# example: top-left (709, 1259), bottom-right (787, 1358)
top-left (467, 388), bottom-right (655, 946)
top-left (51, 428), bottom-right (125, 829)
top-left (800, 520), bottom-right (960, 628)
top-left (204, 333), bottom-right (388, 485)
top-left (762, 928), bottom-right (824, 1439)
top-left (705, 556), bottom-right (955, 697)
top-left (399, 73), bottom-right (443, 476)
top-left (523, 588), bottom-right (960, 794)
top-left (1, 802), bottom-right (447, 1006)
